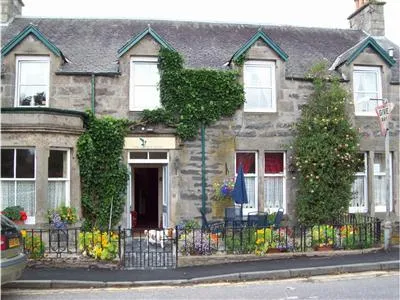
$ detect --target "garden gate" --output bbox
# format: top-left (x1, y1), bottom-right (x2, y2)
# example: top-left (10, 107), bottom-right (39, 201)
top-left (122, 228), bottom-right (177, 269)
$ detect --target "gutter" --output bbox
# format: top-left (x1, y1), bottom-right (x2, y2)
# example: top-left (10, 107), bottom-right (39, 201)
top-left (91, 74), bottom-right (95, 114)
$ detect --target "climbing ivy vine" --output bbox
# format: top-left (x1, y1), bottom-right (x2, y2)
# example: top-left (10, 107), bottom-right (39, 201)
top-left (77, 111), bottom-right (129, 230)
top-left (141, 48), bottom-right (245, 140)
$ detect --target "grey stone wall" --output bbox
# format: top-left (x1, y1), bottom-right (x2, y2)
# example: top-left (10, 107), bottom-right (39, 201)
top-left (349, 2), bottom-right (386, 36)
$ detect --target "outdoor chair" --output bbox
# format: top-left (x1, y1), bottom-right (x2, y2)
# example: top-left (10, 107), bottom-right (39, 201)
top-left (224, 207), bottom-right (243, 228)
top-left (271, 208), bottom-right (284, 228)
top-left (247, 212), bottom-right (269, 228)
top-left (200, 210), bottom-right (224, 233)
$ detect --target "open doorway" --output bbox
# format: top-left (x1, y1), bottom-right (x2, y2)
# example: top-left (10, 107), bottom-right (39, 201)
top-left (133, 167), bottom-right (159, 228)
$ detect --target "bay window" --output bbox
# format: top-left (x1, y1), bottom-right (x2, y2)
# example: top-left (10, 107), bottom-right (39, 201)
top-left (374, 153), bottom-right (392, 212)
top-left (350, 153), bottom-right (368, 213)
top-left (235, 152), bottom-right (257, 212)
top-left (1, 148), bottom-right (36, 223)
top-left (264, 152), bottom-right (286, 212)
top-left (48, 149), bottom-right (70, 209)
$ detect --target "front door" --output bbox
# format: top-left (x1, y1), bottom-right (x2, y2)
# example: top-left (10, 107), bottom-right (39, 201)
top-left (133, 167), bottom-right (159, 228)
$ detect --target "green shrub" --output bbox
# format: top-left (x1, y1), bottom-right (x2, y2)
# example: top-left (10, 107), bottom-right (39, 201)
top-left (21, 230), bottom-right (45, 259)
top-left (79, 229), bottom-right (119, 260)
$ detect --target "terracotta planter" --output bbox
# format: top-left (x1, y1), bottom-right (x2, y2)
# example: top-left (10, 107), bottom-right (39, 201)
top-left (314, 245), bottom-right (333, 251)
top-left (267, 247), bottom-right (287, 253)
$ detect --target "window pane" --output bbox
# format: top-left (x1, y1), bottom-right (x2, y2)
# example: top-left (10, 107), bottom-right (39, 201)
top-left (16, 149), bottom-right (35, 178)
top-left (1, 181), bottom-right (15, 209)
top-left (236, 152), bottom-right (255, 174)
top-left (134, 63), bottom-right (159, 85)
top-left (351, 176), bottom-right (366, 208)
top-left (354, 71), bottom-right (377, 92)
top-left (245, 65), bottom-right (271, 87)
top-left (245, 88), bottom-right (272, 110)
top-left (49, 150), bottom-right (67, 178)
top-left (264, 177), bottom-right (283, 209)
top-left (19, 61), bottom-right (49, 85)
top-left (1, 149), bottom-right (14, 178)
top-left (355, 153), bottom-right (366, 173)
top-left (244, 177), bottom-right (256, 209)
top-left (134, 86), bottom-right (160, 109)
top-left (130, 152), bottom-right (147, 159)
top-left (149, 152), bottom-right (167, 159)
top-left (374, 153), bottom-right (385, 173)
top-left (19, 86), bottom-right (47, 106)
top-left (16, 181), bottom-right (35, 216)
top-left (374, 175), bottom-right (386, 206)
top-left (48, 181), bottom-right (66, 209)
top-left (265, 153), bottom-right (284, 174)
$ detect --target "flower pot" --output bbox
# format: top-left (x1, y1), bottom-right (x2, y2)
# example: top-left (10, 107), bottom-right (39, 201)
top-left (13, 220), bottom-right (25, 226)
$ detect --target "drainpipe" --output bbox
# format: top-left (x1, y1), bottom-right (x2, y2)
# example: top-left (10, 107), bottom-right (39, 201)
top-left (91, 74), bottom-right (95, 114)
top-left (201, 122), bottom-right (206, 221)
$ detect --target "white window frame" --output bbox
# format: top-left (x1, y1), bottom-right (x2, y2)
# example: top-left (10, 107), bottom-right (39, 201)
top-left (1, 148), bottom-right (36, 224)
top-left (48, 149), bottom-right (70, 209)
top-left (353, 66), bottom-right (382, 116)
top-left (235, 151), bottom-right (258, 214)
top-left (129, 57), bottom-right (160, 111)
top-left (374, 152), bottom-right (393, 213)
top-left (264, 152), bottom-right (286, 213)
top-left (243, 60), bottom-right (276, 113)
top-left (15, 56), bottom-right (50, 108)
top-left (350, 153), bottom-right (368, 213)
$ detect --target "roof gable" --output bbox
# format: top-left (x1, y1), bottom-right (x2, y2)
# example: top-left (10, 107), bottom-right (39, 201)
top-left (232, 29), bottom-right (288, 62)
top-left (346, 36), bottom-right (396, 66)
top-left (1, 24), bottom-right (65, 59)
top-left (117, 26), bottom-right (175, 57)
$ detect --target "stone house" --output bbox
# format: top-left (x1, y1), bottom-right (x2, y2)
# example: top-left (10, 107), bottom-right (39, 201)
top-left (1, 0), bottom-right (398, 228)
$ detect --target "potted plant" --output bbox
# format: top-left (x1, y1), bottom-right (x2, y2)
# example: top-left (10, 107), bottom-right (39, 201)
top-left (1, 206), bottom-right (27, 225)
top-left (48, 205), bottom-right (78, 227)
top-left (211, 178), bottom-right (235, 217)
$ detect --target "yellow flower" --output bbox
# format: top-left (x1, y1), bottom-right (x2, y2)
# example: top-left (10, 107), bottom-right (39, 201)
top-left (20, 230), bottom-right (26, 238)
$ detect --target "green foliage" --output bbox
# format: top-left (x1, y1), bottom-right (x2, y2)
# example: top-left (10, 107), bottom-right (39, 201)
top-left (79, 230), bottom-right (119, 260)
top-left (141, 48), bottom-right (245, 140)
top-left (47, 206), bottom-right (78, 224)
top-left (22, 231), bottom-right (45, 259)
top-left (291, 62), bottom-right (361, 225)
top-left (2, 206), bottom-right (25, 221)
top-left (77, 111), bottom-right (129, 230)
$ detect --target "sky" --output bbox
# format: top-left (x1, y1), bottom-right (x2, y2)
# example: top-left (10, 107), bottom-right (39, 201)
top-left (21, 0), bottom-right (400, 45)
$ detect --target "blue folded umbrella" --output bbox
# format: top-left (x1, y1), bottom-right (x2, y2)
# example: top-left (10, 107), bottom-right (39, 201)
top-left (231, 164), bottom-right (248, 219)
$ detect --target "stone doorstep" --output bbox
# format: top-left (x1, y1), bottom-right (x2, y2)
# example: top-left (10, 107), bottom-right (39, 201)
top-left (26, 247), bottom-right (384, 269)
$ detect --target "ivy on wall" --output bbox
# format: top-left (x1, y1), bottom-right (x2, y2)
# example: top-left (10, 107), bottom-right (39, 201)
top-left (77, 111), bottom-right (129, 230)
top-left (291, 62), bottom-right (361, 225)
top-left (141, 48), bottom-right (245, 140)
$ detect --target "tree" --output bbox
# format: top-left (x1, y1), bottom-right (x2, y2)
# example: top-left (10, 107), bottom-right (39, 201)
top-left (291, 62), bottom-right (362, 225)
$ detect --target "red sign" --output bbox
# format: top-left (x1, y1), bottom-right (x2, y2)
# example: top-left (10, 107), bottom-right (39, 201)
top-left (375, 102), bottom-right (395, 136)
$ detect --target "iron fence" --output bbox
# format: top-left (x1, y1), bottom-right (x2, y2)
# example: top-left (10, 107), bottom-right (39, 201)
top-left (19, 215), bottom-right (382, 269)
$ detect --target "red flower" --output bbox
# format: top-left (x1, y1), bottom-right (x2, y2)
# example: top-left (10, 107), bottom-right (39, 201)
top-left (19, 211), bottom-right (27, 221)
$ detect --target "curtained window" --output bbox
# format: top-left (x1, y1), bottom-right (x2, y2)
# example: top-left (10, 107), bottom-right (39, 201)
top-left (374, 153), bottom-right (392, 212)
top-left (235, 152), bottom-right (257, 210)
top-left (350, 153), bottom-right (367, 213)
top-left (1, 148), bottom-right (36, 223)
top-left (243, 61), bottom-right (276, 112)
top-left (48, 149), bottom-right (70, 209)
top-left (353, 66), bottom-right (382, 115)
top-left (264, 152), bottom-right (285, 212)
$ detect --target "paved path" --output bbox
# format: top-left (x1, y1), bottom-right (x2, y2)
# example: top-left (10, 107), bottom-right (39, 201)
top-left (4, 247), bottom-right (399, 289)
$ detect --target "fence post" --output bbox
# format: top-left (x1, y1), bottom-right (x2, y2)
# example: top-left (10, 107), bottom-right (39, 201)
top-left (118, 226), bottom-right (121, 259)
top-left (175, 225), bottom-right (178, 268)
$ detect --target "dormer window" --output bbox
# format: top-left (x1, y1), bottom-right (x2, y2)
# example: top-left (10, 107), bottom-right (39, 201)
top-left (129, 57), bottom-right (160, 111)
top-left (243, 61), bottom-right (276, 112)
top-left (353, 66), bottom-right (382, 116)
top-left (15, 56), bottom-right (50, 107)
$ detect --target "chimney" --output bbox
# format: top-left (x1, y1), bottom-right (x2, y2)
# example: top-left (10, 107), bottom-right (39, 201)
top-left (348, 0), bottom-right (386, 36)
top-left (1, 0), bottom-right (24, 24)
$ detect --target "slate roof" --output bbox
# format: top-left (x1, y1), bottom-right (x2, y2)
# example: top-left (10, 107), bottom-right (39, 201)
top-left (1, 17), bottom-right (399, 82)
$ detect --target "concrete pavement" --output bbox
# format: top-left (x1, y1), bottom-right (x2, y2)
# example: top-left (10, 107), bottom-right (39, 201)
top-left (3, 246), bottom-right (399, 289)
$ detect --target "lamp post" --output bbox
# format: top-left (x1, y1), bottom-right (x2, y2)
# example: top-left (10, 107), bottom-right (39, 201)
top-left (375, 100), bottom-right (395, 251)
